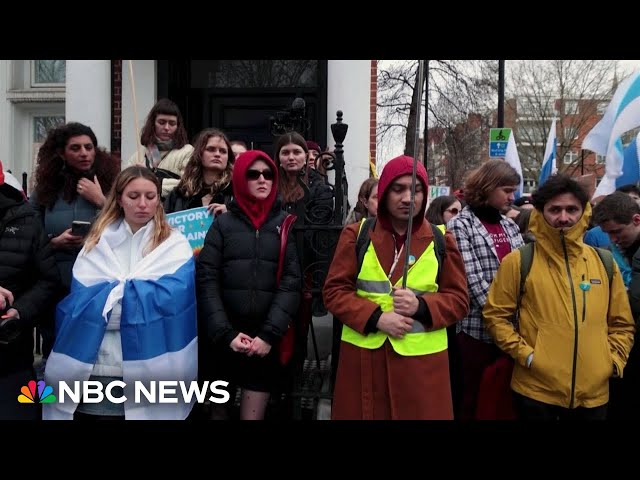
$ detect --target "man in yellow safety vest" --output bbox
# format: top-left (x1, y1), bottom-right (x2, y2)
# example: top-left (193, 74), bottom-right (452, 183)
top-left (323, 155), bottom-right (469, 419)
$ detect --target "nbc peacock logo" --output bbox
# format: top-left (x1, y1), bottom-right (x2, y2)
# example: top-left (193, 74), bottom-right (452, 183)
top-left (18, 380), bottom-right (56, 404)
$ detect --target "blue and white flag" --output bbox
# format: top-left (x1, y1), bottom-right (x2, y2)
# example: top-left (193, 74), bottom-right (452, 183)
top-left (44, 220), bottom-right (197, 420)
top-left (504, 130), bottom-right (523, 198)
top-left (615, 132), bottom-right (640, 189)
top-left (538, 119), bottom-right (557, 187)
top-left (582, 71), bottom-right (640, 198)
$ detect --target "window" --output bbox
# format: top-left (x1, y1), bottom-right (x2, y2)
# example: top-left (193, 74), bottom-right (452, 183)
top-left (34, 116), bottom-right (65, 142)
top-left (564, 100), bottom-right (579, 115)
top-left (564, 126), bottom-right (579, 140)
top-left (517, 97), bottom-right (536, 116)
top-left (4, 60), bottom-right (66, 193)
top-left (190, 60), bottom-right (318, 88)
top-left (32, 60), bottom-right (66, 86)
top-left (563, 151), bottom-right (578, 165)
top-left (518, 124), bottom-right (544, 144)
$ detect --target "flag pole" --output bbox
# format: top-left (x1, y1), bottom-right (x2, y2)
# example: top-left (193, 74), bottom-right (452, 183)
top-left (402, 60), bottom-right (425, 288)
top-left (128, 60), bottom-right (142, 165)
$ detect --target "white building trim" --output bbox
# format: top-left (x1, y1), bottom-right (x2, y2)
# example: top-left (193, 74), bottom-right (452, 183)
top-left (0, 60), bottom-right (65, 191)
top-left (327, 60), bottom-right (370, 209)
top-left (66, 60), bottom-right (111, 149)
top-left (121, 60), bottom-right (157, 163)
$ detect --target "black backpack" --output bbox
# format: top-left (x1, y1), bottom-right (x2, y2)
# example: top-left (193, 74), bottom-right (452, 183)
top-left (355, 217), bottom-right (446, 282)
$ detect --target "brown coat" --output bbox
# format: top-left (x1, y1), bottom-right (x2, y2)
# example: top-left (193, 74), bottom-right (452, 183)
top-left (323, 220), bottom-right (469, 419)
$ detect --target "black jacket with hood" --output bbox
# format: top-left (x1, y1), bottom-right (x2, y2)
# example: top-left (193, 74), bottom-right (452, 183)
top-left (0, 183), bottom-right (60, 376)
top-left (196, 151), bottom-right (301, 348)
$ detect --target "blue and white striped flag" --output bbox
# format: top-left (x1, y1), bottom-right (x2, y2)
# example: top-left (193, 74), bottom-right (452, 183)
top-left (44, 220), bottom-right (197, 420)
top-left (583, 71), bottom-right (640, 197)
top-left (538, 119), bottom-right (557, 187)
top-left (504, 130), bottom-right (523, 198)
top-left (616, 132), bottom-right (640, 188)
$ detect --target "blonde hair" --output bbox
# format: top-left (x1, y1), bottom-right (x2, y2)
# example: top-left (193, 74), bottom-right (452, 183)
top-left (84, 166), bottom-right (171, 254)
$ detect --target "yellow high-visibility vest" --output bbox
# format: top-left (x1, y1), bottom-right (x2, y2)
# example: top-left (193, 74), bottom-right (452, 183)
top-left (341, 222), bottom-right (447, 356)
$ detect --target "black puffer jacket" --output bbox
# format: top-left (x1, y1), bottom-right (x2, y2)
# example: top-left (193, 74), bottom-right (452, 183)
top-left (0, 185), bottom-right (60, 376)
top-left (196, 198), bottom-right (301, 348)
top-left (164, 182), bottom-right (233, 214)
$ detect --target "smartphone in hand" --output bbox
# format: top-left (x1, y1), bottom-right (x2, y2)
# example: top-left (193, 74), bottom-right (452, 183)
top-left (71, 220), bottom-right (91, 237)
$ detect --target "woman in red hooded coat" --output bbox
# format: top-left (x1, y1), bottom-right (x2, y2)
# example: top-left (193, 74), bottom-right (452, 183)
top-left (196, 150), bottom-right (301, 420)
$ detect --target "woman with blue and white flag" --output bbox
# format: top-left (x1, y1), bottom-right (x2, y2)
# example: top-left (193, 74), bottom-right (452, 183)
top-left (44, 166), bottom-right (197, 420)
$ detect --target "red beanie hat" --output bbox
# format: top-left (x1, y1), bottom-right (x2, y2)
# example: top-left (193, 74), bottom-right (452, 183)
top-left (306, 140), bottom-right (321, 153)
top-left (0, 160), bottom-right (5, 186)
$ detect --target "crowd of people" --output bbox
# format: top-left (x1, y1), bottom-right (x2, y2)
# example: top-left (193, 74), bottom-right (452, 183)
top-left (1, 96), bottom-right (638, 421)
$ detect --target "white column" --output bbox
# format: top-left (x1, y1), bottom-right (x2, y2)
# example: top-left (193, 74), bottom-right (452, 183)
top-left (0, 61), bottom-right (10, 171)
top-left (121, 60), bottom-right (157, 164)
top-left (65, 60), bottom-right (111, 149)
top-left (327, 60), bottom-right (371, 209)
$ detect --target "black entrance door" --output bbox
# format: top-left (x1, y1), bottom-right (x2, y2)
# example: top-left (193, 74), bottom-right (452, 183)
top-left (158, 60), bottom-right (327, 155)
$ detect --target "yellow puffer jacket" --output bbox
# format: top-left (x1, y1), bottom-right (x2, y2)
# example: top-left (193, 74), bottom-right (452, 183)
top-left (483, 203), bottom-right (635, 408)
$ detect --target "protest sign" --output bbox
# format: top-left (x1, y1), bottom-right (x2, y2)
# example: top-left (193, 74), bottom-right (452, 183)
top-left (166, 206), bottom-right (214, 255)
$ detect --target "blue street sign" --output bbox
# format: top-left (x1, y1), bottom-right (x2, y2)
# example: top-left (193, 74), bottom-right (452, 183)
top-left (490, 141), bottom-right (507, 158)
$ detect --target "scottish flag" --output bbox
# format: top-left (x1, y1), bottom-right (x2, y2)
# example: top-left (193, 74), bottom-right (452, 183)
top-left (43, 220), bottom-right (197, 420)
top-left (538, 119), bottom-right (557, 187)
top-left (504, 130), bottom-right (523, 198)
top-left (583, 71), bottom-right (640, 198)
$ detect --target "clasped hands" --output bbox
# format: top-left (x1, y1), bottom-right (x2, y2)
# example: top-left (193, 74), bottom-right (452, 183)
top-left (0, 285), bottom-right (18, 320)
top-left (230, 332), bottom-right (271, 357)
top-left (377, 287), bottom-right (419, 339)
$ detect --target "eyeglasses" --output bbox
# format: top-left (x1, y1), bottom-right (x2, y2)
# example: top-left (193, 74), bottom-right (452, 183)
top-left (445, 208), bottom-right (460, 215)
top-left (246, 169), bottom-right (274, 181)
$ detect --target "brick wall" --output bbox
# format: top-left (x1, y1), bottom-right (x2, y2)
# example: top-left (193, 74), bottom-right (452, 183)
top-left (370, 60), bottom-right (377, 175)
top-left (111, 60), bottom-right (122, 164)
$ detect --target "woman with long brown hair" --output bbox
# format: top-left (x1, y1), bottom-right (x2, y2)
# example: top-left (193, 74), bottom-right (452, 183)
top-left (345, 177), bottom-right (379, 224)
top-left (44, 166), bottom-right (197, 421)
top-left (164, 128), bottom-right (234, 215)
top-left (30, 122), bottom-right (120, 364)
top-left (275, 132), bottom-right (334, 224)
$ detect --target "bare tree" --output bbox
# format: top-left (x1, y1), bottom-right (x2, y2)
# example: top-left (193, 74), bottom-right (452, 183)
top-left (377, 60), bottom-right (498, 177)
top-left (438, 113), bottom-right (493, 190)
top-left (506, 60), bottom-right (618, 181)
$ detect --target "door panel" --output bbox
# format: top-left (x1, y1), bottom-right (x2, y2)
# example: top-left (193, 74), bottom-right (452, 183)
top-left (160, 60), bottom-right (327, 154)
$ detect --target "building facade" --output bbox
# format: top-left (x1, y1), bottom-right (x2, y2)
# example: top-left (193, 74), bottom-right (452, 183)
top-left (0, 60), bottom-right (377, 208)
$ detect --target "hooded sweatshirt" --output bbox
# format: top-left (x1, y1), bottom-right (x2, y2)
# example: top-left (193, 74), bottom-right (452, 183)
top-left (376, 155), bottom-right (427, 235)
top-left (231, 150), bottom-right (279, 230)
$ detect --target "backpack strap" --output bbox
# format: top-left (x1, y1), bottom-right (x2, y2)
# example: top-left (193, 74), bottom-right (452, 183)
top-left (429, 223), bottom-right (446, 284)
top-left (515, 243), bottom-right (535, 328)
top-left (592, 246), bottom-right (614, 286)
top-left (355, 219), bottom-right (447, 281)
top-left (355, 217), bottom-right (376, 276)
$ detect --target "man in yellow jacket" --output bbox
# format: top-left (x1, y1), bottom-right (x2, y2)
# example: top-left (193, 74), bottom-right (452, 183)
top-left (483, 175), bottom-right (635, 420)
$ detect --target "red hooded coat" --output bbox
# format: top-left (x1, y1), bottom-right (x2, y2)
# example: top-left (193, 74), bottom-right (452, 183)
top-left (323, 155), bottom-right (470, 419)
